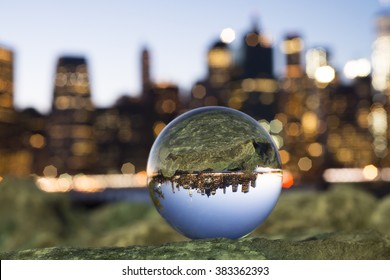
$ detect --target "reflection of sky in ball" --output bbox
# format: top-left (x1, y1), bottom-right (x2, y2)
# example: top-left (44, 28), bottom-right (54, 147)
top-left (155, 172), bottom-right (282, 239)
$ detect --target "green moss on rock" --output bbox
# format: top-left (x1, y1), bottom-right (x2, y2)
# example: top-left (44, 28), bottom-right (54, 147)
top-left (1, 230), bottom-right (389, 260)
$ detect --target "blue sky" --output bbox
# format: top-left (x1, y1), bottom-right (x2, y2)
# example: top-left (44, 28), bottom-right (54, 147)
top-left (0, 0), bottom-right (385, 113)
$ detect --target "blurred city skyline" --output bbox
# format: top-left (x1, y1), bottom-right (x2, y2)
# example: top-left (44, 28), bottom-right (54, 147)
top-left (0, 0), bottom-right (386, 113)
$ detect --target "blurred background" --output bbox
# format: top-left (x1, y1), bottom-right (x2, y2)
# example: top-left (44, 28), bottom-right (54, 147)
top-left (1, 0), bottom-right (390, 252)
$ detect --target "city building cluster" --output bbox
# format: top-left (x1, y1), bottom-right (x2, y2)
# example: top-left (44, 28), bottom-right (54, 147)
top-left (1, 14), bottom-right (390, 189)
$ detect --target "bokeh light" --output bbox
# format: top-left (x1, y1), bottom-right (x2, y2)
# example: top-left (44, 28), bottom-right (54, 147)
top-left (220, 28), bottom-right (236, 44)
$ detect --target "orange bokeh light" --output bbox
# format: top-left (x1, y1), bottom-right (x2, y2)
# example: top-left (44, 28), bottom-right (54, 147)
top-left (282, 170), bottom-right (294, 188)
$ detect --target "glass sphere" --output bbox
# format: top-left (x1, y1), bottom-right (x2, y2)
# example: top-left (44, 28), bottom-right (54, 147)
top-left (147, 106), bottom-right (282, 239)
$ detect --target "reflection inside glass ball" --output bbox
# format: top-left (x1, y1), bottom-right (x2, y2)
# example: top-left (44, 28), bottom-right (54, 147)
top-left (147, 106), bottom-right (282, 239)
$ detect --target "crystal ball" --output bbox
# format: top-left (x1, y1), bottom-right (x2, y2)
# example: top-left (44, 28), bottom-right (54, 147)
top-left (147, 106), bottom-right (282, 239)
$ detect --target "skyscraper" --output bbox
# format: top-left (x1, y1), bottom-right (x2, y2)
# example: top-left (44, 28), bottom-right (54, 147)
top-left (238, 21), bottom-right (273, 79)
top-left (283, 34), bottom-right (304, 78)
top-left (0, 45), bottom-right (31, 176)
top-left (370, 11), bottom-right (390, 162)
top-left (207, 41), bottom-right (233, 88)
top-left (305, 47), bottom-right (330, 79)
top-left (0, 46), bottom-right (14, 116)
top-left (372, 11), bottom-right (390, 93)
top-left (189, 40), bottom-right (233, 109)
top-left (228, 21), bottom-right (278, 122)
top-left (45, 56), bottom-right (97, 175)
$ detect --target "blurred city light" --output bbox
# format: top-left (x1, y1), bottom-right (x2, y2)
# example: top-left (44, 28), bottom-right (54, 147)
top-left (314, 65), bottom-right (335, 83)
top-left (35, 172), bottom-right (148, 193)
top-left (323, 166), bottom-right (386, 183)
top-left (220, 28), bottom-right (236, 44)
top-left (362, 164), bottom-right (379, 180)
top-left (2, 14), bottom-right (390, 192)
top-left (282, 170), bottom-right (294, 188)
top-left (306, 48), bottom-right (328, 79)
top-left (343, 59), bottom-right (371, 79)
top-left (298, 157), bottom-right (312, 171)
top-left (281, 36), bottom-right (303, 54)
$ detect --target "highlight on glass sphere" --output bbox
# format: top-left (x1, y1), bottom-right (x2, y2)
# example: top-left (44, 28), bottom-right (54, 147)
top-left (147, 106), bottom-right (282, 239)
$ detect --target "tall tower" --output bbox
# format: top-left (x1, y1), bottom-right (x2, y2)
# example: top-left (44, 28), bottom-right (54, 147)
top-left (46, 56), bottom-right (97, 175)
top-left (141, 47), bottom-right (152, 101)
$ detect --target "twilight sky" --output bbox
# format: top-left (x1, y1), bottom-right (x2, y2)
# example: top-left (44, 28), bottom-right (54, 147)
top-left (0, 0), bottom-right (386, 113)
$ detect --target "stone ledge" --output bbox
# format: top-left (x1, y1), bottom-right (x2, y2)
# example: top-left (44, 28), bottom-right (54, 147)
top-left (1, 230), bottom-right (389, 260)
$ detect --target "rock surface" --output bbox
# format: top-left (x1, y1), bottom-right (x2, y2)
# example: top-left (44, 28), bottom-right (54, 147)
top-left (1, 230), bottom-right (389, 260)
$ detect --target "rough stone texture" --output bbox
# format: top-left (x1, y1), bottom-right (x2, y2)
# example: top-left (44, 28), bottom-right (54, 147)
top-left (148, 107), bottom-right (280, 177)
top-left (93, 214), bottom-right (188, 247)
top-left (1, 230), bottom-right (389, 260)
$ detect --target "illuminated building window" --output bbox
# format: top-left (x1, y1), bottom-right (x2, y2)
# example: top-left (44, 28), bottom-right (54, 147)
top-left (275, 113), bottom-right (288, 125)
top-left (71, 141), bottom-right (94, 156)
top-left (279, 150), bottom-right (290, 164)
top-left (29, 134), bottom-right (46, 149)
top-left (192, 85), bottom-right (206, 99)
top-left (302, 111), bottom-right (319, 135)
top-left (121, 162), bottom-right (135, 174)
top-left (372, 35), bottom-right (390, 91)
top-left (286, 65), bottom-right (302, 78)
top-left (286, 122), bottom-right (301, 137)
top-left (153, 121), bottom-right (166, 137)
top-left (55, 73), bottom-right (67, 87)
top-left (298, 157), bottom-right (312, 171)
top-left (72, 125), bottom-right (93, 138)
top-left (258, 35), bottom-right (271, 47)
top-left (306, 95), bottom-right (320, 110)
top-left (307, 143), bottom-right (323, 157)
top-left (281, 37), bottom-right (303, 54)
top-left (256, 79), bottom-right (278, 93)
top-left (43, 165), bottom-right (58, 177)
top-left (245, 33), bottom-right (258, 47)
top-left (242, 79), bottom-right (255, 92)
top-left (336, 148), bottom-right (353, 163)
top-left (55, 96), bottom-right (71, 110)
top-left (161, 99), bottom-right (176, 113)
top-left (270, 119), bottom-right (283, 134)
top-left (208, 49), bottom-right (232, 68)
top-left (228, 96), bottom-right (242, 110)
top-left (305, 48), bottom-right (328, 79)
top-left (327, 133), bottom-right (341, 150)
